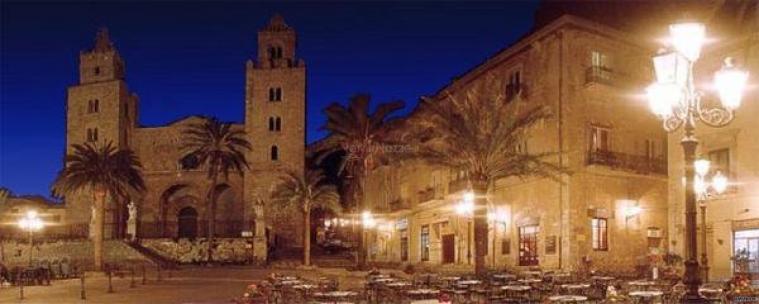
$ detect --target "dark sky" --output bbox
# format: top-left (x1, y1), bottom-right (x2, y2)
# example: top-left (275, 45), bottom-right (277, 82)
top-left (0, 1), bottom-right (540, 197)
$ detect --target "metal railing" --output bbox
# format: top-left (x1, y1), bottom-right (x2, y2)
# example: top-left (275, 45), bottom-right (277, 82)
top-left (587, 150), bottom-right (667, 175)
top-left (448, 178), bottom-right (468, 194)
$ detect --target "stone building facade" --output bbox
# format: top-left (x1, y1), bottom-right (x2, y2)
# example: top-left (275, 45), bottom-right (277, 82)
top-left (62, 15), bottom-right (306, 258)
top-left (361, 15), bottom-right (670, 272)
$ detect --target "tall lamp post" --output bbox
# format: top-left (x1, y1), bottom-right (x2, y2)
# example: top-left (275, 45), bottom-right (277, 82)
top-left (17, 210), bottom-right (44, 266)
top-left (456, 192), bottom-right (475, 265)
top-left (693, 159), bottom-right (729, 282)
top-left (646, 21), bottom-right (749, 302)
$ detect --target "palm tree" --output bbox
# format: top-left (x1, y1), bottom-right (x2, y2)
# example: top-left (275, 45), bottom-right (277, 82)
top-left (52, 142), bottom-right (146, 271)
top-left (270, 169), bottom-right (340, 266)
top-left (406, 85), bottom-right (567, 274)
top-left (180, 117), bottom-right (251, 262)
top-left (313, 94), bottom-right (404, 268)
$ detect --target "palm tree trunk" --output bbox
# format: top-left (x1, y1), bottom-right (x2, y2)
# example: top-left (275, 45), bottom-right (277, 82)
top-left (355, 171), bottom-right (367, 269)
top-left (472, 178), bottom-right (488, 275)
top-left (206, 173), bottom-right (219, 263)
top-left (93, 189), bottom-right (107, 271)
top-left (304, 208), bottom-right (311, 266)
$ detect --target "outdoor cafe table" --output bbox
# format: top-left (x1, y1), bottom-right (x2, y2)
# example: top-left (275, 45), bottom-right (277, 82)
top-left (522, 270), bottom-right (542, 277)
top-left (293, 284), bottom-right (317, 291)
top-left (440, 276), bottom-right (460, 282)
top-left (501, 285), bottom-right (531, 298)
top-left (629, 290), bottom-right (663, 300)
top-left (278, 279), bottom-right (302, 286)
top-left (548, 295), bottom-right (588, 303)
top-left (407, 288), bottom-right (440, 299)
top-left (370, 278), bottom-right (396, 284)
top-left (590, 276), bottom-right (615, 282)
top-left (386, 281), bottom-right (412, 289)
top-left (457, 280), bottom-right (482, 286)
top-left (313, 291), bottom-right (360, 301)
top-left (561, 283), bottom-right (591, 290)
top-left (493, 274), bottom-right (517, 281)
top-left (518, 278), bottom-right (543, 284)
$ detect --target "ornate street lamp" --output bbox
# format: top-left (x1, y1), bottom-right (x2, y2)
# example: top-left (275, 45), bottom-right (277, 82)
top-left (647, 21), bottom-right (749, 302)
top-left (693, 159), bottom-right (729, 282)
top-left (17, 210), bottom-right (44, 266)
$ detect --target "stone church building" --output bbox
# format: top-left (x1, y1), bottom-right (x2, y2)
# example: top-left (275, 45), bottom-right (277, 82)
top-left (63, 15), bottom-right (305, 258)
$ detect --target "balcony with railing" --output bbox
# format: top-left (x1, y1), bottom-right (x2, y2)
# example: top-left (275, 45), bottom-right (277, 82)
top-left (388, 198), bottom-right (411, 212)
top-left (448, 178), bottom-right (468, 194)
top-left (417, 187), bottom-right (443, 204)
top-left (587, 150), bottom-right (667, 175)
top-left (584, 66), bottom-right (643, 89)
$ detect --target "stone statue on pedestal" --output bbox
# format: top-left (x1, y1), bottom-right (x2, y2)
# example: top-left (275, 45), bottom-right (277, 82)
top-left (89, 205), bottom-right (96, 239)
top-left (127, 201), bottom-right (137, 240)
top-left (252, 198), bottom-right (268, 262)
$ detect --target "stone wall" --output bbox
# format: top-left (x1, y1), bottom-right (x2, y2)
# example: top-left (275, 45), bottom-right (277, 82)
top-left (141, 238), bottom-right (255, 264)
top-left (0, 240), bottom-right (151, 268)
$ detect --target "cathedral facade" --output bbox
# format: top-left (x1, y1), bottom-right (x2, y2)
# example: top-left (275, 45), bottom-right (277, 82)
top-left (63, 15), bottom-right (306, 257)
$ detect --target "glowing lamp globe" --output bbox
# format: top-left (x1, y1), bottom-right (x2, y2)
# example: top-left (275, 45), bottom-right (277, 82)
top-left (669, 22), bottom-right (705, 62)
top-left (714, 58), bottom-right (749, 110)
top-left (712, 171), bottom-right (728, 194)
top-left (647, 83), bottom-right (681, 117)
top-left (694, 159), bottom-right (711, 177)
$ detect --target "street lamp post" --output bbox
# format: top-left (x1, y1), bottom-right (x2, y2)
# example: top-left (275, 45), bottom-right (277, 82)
top-left (646, 21), bottom-right (749, 302)
top-left (456, 192), bottom-right (474, 265)
top-left (693, 159), bottom-right (729, 283)
top-left (17, 210), bottom-right (44, 266)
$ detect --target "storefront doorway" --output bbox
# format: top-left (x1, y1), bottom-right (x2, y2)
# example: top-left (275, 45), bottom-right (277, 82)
top-left (442, 234), bottom-right (455, 264)
top-left (519, 225), bottom-right (539, 266)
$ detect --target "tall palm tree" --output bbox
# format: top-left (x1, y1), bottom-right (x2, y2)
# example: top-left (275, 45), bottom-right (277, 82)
top-left (180, 117), bottom-right (251, 262)
top-left (313, 94), bottom-right (404, 268)
top-left (270, 169), bottom-right (340, 266)
top-left (406, 85), bottom-right (567, 274)
top-left (52, 142), bottom-right (145, 271)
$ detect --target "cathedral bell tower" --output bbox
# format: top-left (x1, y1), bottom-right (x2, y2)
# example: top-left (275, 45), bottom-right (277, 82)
top-left (244, 15), bottom-right (306, 259)
top-left (64, 28), bottom-right (139, 238)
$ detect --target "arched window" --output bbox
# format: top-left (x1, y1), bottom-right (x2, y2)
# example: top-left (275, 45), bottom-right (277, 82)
top-left (270, 145), bottom-right (279, 161)
top-left (268, 117), bottom-right (275, 131)
top-left (268, 47), bottom-right (276, 60)
top-left (88, 99), bottom-right (100, 113)
top-left (86, 128), bottom-right (98, 142)
top-left (268, 88), bottom-right (282, 102)
top-left (275, 117), bottom-right (281, 131)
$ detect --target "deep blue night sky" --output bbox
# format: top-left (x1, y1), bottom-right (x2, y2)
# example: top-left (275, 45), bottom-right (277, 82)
top-left (0, 1), bottom-right (540, 197)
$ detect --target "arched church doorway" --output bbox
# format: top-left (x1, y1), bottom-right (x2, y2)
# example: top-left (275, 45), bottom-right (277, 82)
top-left (177, 207), bottom-right (198, 239)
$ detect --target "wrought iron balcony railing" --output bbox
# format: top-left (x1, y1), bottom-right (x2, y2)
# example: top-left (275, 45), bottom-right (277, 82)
top-left (418, 187), bottom-right (443, 204)
top-left (448, 178), bottom-right (468, 194)
top-left (388, 198), bottom-right (410, 212)
top-left (587, 150), bottom-right (667, 175)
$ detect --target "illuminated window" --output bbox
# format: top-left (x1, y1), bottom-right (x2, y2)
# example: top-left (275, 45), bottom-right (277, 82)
top-left (590, 126), bottom-right (610, 152)
top-left (708, 148), bottom-right (730, 176)
top-left (420, 225), bottom-right (430, 261)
